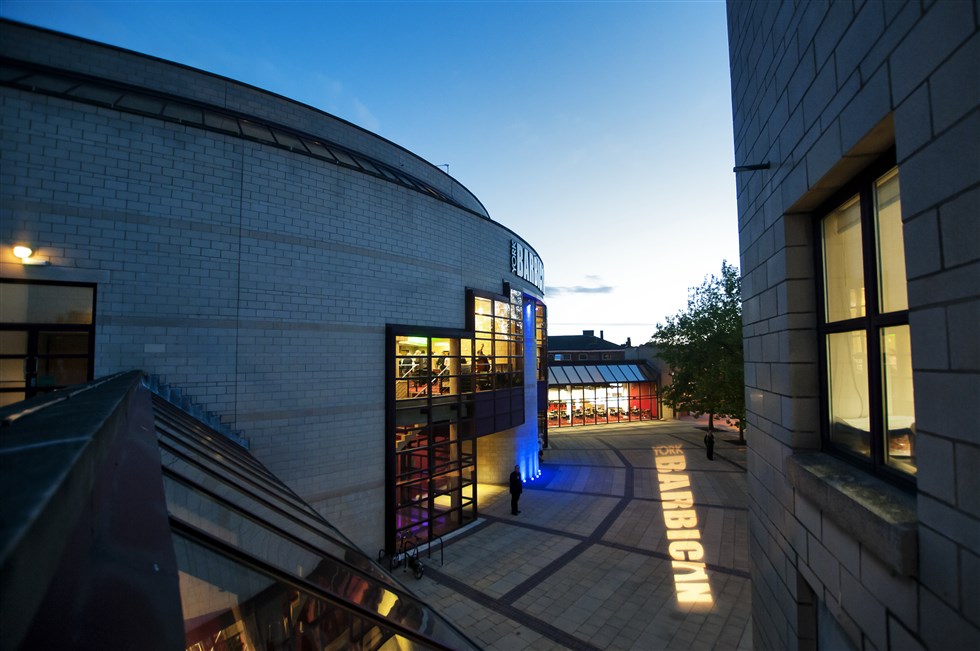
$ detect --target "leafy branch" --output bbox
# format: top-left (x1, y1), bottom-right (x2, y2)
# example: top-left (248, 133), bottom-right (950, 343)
top-left (649, 261), bottom-right (744, 441)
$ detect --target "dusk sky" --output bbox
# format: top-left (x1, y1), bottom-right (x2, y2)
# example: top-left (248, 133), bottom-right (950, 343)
top-left (1, 0), bottom-right (740, 346)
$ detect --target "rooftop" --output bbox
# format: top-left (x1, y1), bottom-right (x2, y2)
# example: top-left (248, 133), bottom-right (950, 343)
top-left (549, 330), bottom-right (625, 352)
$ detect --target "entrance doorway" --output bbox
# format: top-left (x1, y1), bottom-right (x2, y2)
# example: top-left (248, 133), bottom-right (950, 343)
top-left (0, 281), bottom-right (95, 407)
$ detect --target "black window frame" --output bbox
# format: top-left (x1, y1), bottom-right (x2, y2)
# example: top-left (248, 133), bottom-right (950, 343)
top-left (466, 287), bottom-right (525, 392)
top-left (0, 279), bottom-right (97, 404)
top-left (383, 287), bottom-right (530, 552)
top-left (813, 152), bottom-right (914, 488)
top-left (385, 323), bottom-right (479, 553)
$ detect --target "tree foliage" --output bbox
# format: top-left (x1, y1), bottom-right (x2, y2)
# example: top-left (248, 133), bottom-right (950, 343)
top-left (650, 261), bottom-right (744, 439)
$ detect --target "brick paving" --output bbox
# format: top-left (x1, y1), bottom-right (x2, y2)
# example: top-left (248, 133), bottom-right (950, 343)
top-left (407, 419), bottom-right (753, 650)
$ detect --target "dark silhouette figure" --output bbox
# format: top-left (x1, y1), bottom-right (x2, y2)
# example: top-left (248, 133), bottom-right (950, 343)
top-left (476, 345), bottom-right (490, 373)
top-left (509, 465), bottom-right (523, 515)
top-left (704, 431), bottom-right (715, 460)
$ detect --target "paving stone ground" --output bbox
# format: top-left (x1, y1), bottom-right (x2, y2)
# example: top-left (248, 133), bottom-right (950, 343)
top-left (406, 419), bottom-right (753, 650)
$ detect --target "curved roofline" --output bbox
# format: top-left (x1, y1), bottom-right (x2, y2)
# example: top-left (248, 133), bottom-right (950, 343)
top-left (0, 18), bottom-right (545, 264)
top-left (0, 20), bottom-right (473, 191)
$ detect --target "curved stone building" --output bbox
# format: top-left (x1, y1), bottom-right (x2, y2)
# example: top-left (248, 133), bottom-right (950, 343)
top-left (0, 19), bottom-right (547, 555)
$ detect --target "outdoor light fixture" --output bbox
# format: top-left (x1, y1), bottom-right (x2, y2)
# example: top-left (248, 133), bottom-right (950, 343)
top-left (732, 162), bottom-right (770, 173)
top-left (12, 245), bottom-right (49, 265)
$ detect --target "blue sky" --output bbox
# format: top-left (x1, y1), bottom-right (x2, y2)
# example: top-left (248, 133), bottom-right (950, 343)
top-left (1, 0), bottom-right (740, 345)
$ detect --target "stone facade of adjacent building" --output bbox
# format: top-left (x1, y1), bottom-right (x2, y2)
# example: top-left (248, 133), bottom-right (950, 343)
top-left (727, 1), bottom-right (978, 649)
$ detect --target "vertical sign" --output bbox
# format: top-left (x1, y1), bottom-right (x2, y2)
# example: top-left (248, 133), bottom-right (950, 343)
top-left (511, 240), bottom-right (545, 292)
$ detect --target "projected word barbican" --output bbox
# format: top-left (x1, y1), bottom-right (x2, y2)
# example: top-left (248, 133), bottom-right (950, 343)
top-left (654, 444), bottom-right (714, 605)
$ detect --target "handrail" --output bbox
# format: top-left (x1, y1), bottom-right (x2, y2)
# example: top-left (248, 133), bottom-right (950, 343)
top-left (425, 535), bottom-right (444, 566)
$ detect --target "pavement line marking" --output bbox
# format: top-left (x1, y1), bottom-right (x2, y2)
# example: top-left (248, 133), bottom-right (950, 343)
top-left (490, 438), bottom-right (637, 606)
top-left (423, 566), bottom-right (603, 651)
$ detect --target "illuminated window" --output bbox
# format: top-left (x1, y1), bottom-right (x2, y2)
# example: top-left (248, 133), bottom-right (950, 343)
top-left (535, 302), bottom-right (547, 382)
top-left (472, 290), bottom-right (523, 391)
top-left (0, 280), bottom-right (96, 407)
top-left (818, 163), bottom-right (915, 479)
top-left (546, 367), bottom-right (658, 428)
top-left (387, 289), bottom-right (528, 549)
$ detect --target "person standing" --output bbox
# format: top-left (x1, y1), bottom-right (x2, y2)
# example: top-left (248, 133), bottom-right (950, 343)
top-left (704, 431), bottom-right (715, 460)
top-left (509, 465), bottom-right (523, 515)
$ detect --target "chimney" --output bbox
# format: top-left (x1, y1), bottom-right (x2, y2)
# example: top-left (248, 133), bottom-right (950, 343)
top-left (600, 330), bottom-right (604, 340)
top-left (583, 329), bottom-right (594, 337)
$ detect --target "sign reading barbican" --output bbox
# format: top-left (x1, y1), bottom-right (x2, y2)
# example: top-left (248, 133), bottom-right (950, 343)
top-left (511, 240), bottom-right (545, 292)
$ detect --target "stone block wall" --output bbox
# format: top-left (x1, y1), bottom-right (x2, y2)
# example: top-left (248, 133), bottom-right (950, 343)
top-left (727, 1), bottom-right (978, 649)
top-left (0, 20), bottom-right (488, 217)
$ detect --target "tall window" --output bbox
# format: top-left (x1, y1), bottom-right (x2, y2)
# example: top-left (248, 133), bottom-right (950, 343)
top-left (386, 289), bottom-right (527, 550)
top-left (391, 332), bottom-right (477, 548)
top-left (535, 302), bottom-right (547, 383)
top-left (472, 291), bottom-right (524, 390)
top-left (818, 164), bottom-right (915, 479)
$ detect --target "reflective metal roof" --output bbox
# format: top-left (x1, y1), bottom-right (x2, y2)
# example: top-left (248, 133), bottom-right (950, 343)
top-left (547, 364), bottom-right (656, 386)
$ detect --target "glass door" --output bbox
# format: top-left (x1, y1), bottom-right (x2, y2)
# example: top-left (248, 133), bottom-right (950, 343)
top-left (0, 281), bottom-right (95, 407)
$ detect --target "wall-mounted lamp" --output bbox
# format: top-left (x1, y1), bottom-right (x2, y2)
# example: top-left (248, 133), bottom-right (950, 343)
top-left (733, 162), bottom-right (771, 173)
top-left (12, 245), bottom-right (49, 265)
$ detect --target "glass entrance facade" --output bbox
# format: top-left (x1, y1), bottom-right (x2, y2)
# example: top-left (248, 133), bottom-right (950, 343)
top-left (547, 365), bottom-right (658, 428)
top-left (386, 290), bottom-right (529, 551)
top-left (392, 333), bottom-right (478, 547)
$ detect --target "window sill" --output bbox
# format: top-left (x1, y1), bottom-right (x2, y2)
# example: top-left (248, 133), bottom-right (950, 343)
top-left (786, 451), bottom-right (917, 577)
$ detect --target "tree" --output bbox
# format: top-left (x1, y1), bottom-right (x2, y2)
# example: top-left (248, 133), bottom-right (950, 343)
top-left (650, 261), bottom-right (744, 441)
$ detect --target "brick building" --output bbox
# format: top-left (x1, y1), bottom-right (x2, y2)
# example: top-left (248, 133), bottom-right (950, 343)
top-left (0, 20), bottom-right (547, 557)
top-left (727, 1), bottom-right (978, 649)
